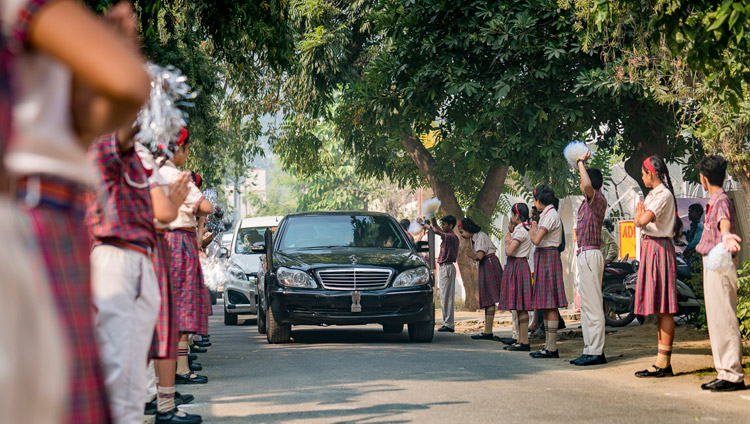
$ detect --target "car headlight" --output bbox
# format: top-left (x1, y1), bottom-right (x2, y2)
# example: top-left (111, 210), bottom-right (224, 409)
top-left (229, 265), bottom-right (247, 282)
top-left (393, 267), bottom-right (430, 288)
top-left (276, 267), bottom-right (317, 288)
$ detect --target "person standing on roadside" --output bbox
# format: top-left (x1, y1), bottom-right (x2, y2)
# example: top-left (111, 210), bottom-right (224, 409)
top-left (570, 152), bottom-right (608, 366)
top-left (430, 215), bottom-right (459, 332)
top-left (600, 219), bottom-right (619, 264)
top-left (694, 155), bottom-right (746, 392)
top-left (499, 204), bottom-right (534, 352)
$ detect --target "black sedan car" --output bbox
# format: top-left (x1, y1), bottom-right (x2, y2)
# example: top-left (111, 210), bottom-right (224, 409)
top-left (254, 211), bottom-right (435, 343)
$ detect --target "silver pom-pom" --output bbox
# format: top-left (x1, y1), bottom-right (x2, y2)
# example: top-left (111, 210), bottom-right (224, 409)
top-left (705, 243), bottom-right (733, 273)
top-left (563, 141), bottom-right (592, 168)
top-left (135, 62), bottom-right (197, 154)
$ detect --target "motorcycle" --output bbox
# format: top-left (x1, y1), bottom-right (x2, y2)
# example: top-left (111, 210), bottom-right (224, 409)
top-left (602, 253), bottom-right (701, 327)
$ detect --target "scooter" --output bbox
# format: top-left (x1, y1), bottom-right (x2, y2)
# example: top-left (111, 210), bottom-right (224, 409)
top-left (602, 254), bottom-right (701, 327)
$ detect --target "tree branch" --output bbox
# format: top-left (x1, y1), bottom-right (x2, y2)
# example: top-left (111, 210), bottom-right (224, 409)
top-left (474, 166), bottom-right (508, 220)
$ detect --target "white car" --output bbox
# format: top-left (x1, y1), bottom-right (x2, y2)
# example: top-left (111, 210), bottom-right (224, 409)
top-left (223, 216), bottom-right (283, 325)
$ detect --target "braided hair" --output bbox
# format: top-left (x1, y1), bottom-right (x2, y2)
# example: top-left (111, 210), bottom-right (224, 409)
top-left (643, 155), bottom-right (678, 212)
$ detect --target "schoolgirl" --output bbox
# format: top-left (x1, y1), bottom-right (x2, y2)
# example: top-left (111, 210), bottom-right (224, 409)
top-left (500, 203), bottom-right (534, 351)
top-left (3, 1), bottom-right (149, 422)
top-left (529, 185), bottom-right (567, 358)
top-left (459, 218), bottom-right (503, 340)
top-left (158, 128), bottom-right (214, 385)
top-left (633, 155), bottom-right (678, 378)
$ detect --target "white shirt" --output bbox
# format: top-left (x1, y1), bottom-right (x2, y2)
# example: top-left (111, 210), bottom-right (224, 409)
top-left (472, 231), bottom-right (496, 256)
top-left (158, 160), bottom-right (204, 230)
top-left (538, 204), bottom-right (562, 248)
top-left (643, 183), bottom-right (676, 238)
top-left (509, 224), bottom-right (532, 258)
top-left (2, 0), bottom-right (93, 184)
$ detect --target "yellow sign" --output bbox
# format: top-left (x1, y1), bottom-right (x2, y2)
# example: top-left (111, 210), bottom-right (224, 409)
top-left (618, 220), bottom-right (636, 260)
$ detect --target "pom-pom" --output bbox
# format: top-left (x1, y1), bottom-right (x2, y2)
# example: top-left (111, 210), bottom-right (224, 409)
top-left (422, 197), bottom-right (442, 219)
top-left (705, 243), bottom-right (733, 273)
top-left (200, 241), bottom-right (229, 292)
top-left (135, 62), bottom-right (197, 156)
top-left (408, 220), bottom-right (423, 236)
top-left (563, 141), bottom-right (591, 168)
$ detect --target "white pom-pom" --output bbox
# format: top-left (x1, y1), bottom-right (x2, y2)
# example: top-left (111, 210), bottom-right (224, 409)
top-left (422, 197), bottom-right (442, 219)
top-left (705, 243), bottom-right (733, 272)
top-left (408, 221), bottom-right (423, 236)
top-left (563, 141), bottom-right (591, 168)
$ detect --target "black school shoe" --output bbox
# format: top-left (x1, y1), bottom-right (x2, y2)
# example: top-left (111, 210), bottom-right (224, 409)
top-left (437, 325), bottom-right (455, 332)
top-left (530, 348), bottom-right (559, 358)
top-left (493, 337), bottom-right (517, 345)
top-left (189, 345), bottom-right (207, 354)
top-left (193, 340), bottom-right (211, 348)
top-left (145, 392), bottom-right (195, 415)
top-left (504, 343), bottom-right (530, 352)
top-left (189, 361), bottom-right (202, 371)
top-left (572, 354), bottom-right (607, 366)
top-left (188, 353), bottom-right (198, 361)
top-left (155, 408), bottom-right (202, 424)
top-left (635, 365), bottom-right (673, 378)
top-left (471, 333), bottom-right (494, 340)
top-left (175, 373), bottom-right (208, 384)
top-left (701, 379), bottom-right (746, 392)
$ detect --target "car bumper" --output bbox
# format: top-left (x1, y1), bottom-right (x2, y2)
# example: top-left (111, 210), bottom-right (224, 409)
top-left (269, 286), bottom-right (434, 325)
top-left (224, 284), bottom-right (257, 315)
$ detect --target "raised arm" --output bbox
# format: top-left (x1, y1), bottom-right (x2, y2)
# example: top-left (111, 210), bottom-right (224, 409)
top-left (429, 217), bottom-right (447, 237)
top-left (577, 151), bottom-right (594, 199)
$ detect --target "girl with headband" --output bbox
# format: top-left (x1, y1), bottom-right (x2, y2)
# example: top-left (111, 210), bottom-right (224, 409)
top-left (529, 185), bottom-right (567, 358)
top-left (633, 155), bottom-right (678, 378)
top-left (459, 218), bottom-right (504, 340)
top-left (499, 203), bottom-right (534, 351)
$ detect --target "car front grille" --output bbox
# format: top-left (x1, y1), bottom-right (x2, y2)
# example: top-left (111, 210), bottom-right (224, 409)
top-left (315, 268), bottom-right (393, 291)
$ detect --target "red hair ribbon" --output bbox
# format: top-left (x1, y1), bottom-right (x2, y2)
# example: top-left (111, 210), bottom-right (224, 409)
top-left (533, 189), bottom-right (536, 196)
top-left (514, 204), bottom-right (519, 216)
top-left (458, 222), bottom-right (463, 228)
top-left (642, 157), bottom-right (657, 175)
top-left (194, 173), bottom-right (202, 187)
top-left (157, 143), bottom-right (165, 150)
top-left (176, 128), bottom-right (188, 146)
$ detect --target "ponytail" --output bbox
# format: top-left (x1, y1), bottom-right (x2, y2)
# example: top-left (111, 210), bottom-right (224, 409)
top-left (643, 155), bottom-right (678, 213)
top-left (512, 203), bottom-right (530, 223)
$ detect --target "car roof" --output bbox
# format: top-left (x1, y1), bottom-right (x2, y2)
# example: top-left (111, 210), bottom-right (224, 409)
top-left (239, 216), bottom-right (284, 229)
top-left (285, 211), bottom-right (393, 218)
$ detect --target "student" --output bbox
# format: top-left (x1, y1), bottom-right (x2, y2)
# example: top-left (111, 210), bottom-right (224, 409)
top-left (694, 155), bottom-right (746, 392)
top-left (500, 204), bottom-right (534, 351)
top-left (600, 219), bottom-right (619, 263)
top-left (633, 155), bottom-right (678, 378)
top-left (3, 1), bottom-right (149, 422)
top-left (459, 218), bottom-right (503, 340)
top-left (529, 185), bottom-right (567, 358)
top-left (158, 128), bottom-right (214, 385)
top-left (683, 203), bottom-right (704, 260)
top-left (430, 215), bottom-right (460, 332)
top-left (571, 152), bottom-right (608, 366)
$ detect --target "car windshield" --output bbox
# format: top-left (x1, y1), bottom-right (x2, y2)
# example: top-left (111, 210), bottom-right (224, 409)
top-left (280, 215), bottom-right (409, 250)
top-left (234, 227), bottom-right (270, 254)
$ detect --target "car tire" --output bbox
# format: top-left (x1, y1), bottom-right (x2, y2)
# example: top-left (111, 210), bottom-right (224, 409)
top-left (211, 290), bottom-right (218, 305)
top-left (408, 317), bottom-right (434, 343)
top-left (266, 302), bottom-right (291, 344)
top-left (224, 310), bottom-right (238, 325)
top-left (382, 324), bottom-right (404, 334)
top-left (257, 302), bottom-right (267, 334)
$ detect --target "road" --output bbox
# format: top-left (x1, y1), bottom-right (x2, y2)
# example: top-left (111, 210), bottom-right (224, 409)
top-left (175, 305), bottom-right (750, 423)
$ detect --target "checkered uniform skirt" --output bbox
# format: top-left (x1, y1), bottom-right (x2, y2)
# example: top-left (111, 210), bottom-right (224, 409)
top-left (22, 185), bottom-right (111, 424)
top-left (199, 265), bottom-right (211, 333)
top-left (165, 229), bottom-right (206, 334)
top-left (478, 253), bottom-right (503, 308)
top-left (499, 256), bottom-right (533, 311)
top-left (532, 247), bottom-right (568, 309)
top-left (150, 232), bottom-right (178, 359)
top-left (634, 236), bottom-right (677, 315)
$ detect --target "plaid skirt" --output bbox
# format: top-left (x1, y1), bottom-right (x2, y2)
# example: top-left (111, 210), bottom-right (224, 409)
top-left (532, 247), bottom-right (568, 309)
top-left (634, 236), bottom-right (678, 315)
top-left (499, 256), bottom-right (533, 311)
top-left (150, 232), bottom-right (178, 359)
top-left (19, 177), bottom-right (111, 424)
top-left (165, 228), bottom-right (206, 334)
top-left (478, 253), bottom-right (503, 308)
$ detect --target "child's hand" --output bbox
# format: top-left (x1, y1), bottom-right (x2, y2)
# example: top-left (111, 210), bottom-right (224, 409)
top-left (723, 233), bottom-right (742, 253)
top-left (635, 201), bottom-right (645, 224)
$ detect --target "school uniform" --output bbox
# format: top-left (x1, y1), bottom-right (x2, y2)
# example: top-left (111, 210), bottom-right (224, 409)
top-left (634, 184), bottom-right (677, 315)
top-left (2, 1), bottom-right (110, 422)
top-left (575, 190), bottom-right (607, 356)
top-left (438, 231), bottom-right (459, 328)
top-left (532, 205), bottom-right (568, 309)
top-left (499, 224), bottom-right (533, 311)
top-left (159, 160), bottom-right (209, 335)
top-left (135, 144), bottom-right (178, 360)
top-left (695, 190), bottom-right (744, 384)
top-left (87, 134), bottom-right (161, 424)
top-left (472, 231), bottom-right (503, 308)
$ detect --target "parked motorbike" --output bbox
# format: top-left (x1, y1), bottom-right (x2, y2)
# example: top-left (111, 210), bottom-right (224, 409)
top-left (602, 253), bottom-right (701, 327)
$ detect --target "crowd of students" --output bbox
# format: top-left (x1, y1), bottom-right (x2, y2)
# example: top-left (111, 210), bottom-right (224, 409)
top-left (2, 1), bottom-right (215, 423)
top-left (431, 153), bottom-right (746, 391)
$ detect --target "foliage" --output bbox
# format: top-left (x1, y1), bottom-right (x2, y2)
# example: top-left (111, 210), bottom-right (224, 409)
top-left (738, 259), bottom-right (750, 339)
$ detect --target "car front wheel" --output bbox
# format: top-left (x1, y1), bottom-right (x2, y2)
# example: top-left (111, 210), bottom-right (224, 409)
top-left (408, 315), bottom-right (434, 343)
top-left (224, 310), bottom-right (238, 325)
top-left (257, 300), bottom-right (267, 334)
top-left (266, 302), bottom-right (291, 344)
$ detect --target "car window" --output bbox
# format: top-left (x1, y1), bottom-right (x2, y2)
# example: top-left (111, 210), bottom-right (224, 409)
top-left (234, 227), bottom-right (269, 254)
top-left (280, 215), bottom-right (409, 250)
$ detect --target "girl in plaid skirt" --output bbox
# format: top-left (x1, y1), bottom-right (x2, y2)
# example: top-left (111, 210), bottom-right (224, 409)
top-left (500, 203), bottom-right (534, 352)
top-left (459, 218), bottom-right (504, 340)
top-left (529, 185), bottom-right (567, 358)
top-left (633, 155), bottom-right (678, 378)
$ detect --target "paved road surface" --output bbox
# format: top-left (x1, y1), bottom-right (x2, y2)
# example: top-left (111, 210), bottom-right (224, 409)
top-left (175, 306), bottom-right (749, 423)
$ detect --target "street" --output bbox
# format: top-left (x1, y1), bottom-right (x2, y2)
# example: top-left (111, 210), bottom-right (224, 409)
top-left (171, 305), bottom-right (750, 423)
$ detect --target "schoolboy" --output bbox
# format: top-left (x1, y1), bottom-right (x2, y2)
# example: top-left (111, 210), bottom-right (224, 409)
top-left (695, 155), bottom-right (746, 392)
top-left (430, 215), bottom-right (460, 332)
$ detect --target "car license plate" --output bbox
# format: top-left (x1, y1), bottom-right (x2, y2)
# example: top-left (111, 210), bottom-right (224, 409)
top-left (351, 291), bottom-right (362, 313)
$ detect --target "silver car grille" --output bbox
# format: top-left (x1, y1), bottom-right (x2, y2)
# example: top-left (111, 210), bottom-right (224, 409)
top-left (315, 268), bottom-right (393, 291)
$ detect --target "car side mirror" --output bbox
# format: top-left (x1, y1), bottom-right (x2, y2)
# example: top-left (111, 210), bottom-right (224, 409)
top-left (251, 242), bottom-right (267, 253)
top-left (219, 247), bottom-right (229, 258)
top-left (415, 241), bottom-right (430, 253)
